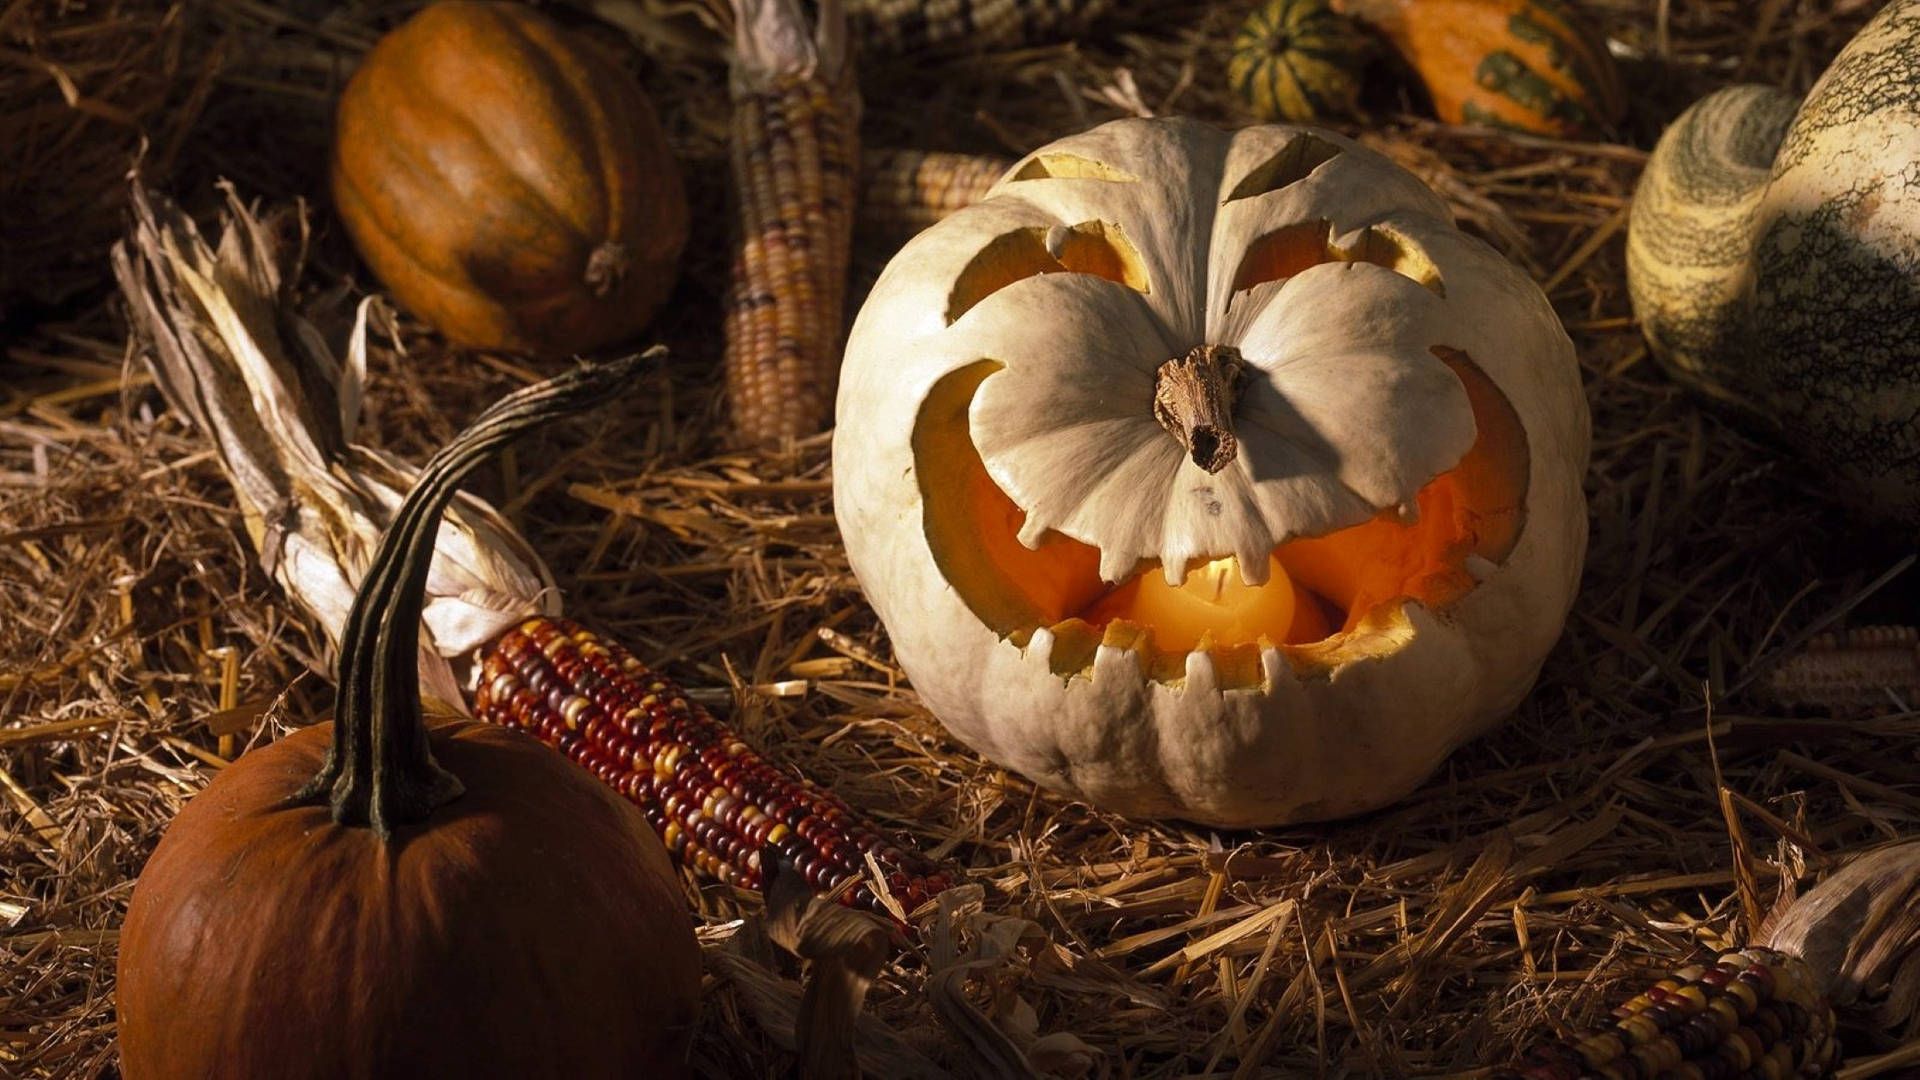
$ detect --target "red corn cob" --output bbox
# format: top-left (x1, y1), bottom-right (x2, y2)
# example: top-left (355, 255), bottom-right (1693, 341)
top-left (475, 615), bottom-right (955, 917)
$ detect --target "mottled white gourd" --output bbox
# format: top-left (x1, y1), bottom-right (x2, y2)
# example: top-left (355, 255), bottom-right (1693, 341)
top-left (833, 118), bottom-right (1589, 827)
top-left (1628, 0), bottom-right (1920, 526)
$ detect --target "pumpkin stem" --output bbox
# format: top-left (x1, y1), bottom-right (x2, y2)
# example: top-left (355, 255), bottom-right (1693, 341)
top-left (1154, 344), bottom-right (1247, 474)
top-left (294, 348), bottom-right (661, 836)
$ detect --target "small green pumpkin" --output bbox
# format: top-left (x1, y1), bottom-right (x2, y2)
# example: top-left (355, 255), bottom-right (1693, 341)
top-left (1628, 0), bottom-right (1920, 526)
top-left (1229, 0), bottom-right (1373, 123)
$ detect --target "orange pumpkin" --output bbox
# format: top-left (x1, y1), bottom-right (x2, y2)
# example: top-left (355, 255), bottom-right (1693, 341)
top-left (331, 2), bottom-right (688, 356)
top-left (115, 359), bottom-right (703, 1079)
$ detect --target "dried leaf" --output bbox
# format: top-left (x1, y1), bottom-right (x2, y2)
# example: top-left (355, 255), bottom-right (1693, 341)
top-left (926, 896), bottom-right (1057, 1079)
top-left (111, 181), bottom-right (557, 705)
top-left (713, 860), bottom-right (942, 1078)
top-left (1763, 842), bottom-right (1920, 1035)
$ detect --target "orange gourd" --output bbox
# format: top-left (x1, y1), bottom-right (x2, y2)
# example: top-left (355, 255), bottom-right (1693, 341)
top-left (331, 2), bottom-right (688, 356)
top-left (1336, 0), bottom-right (1624, 137)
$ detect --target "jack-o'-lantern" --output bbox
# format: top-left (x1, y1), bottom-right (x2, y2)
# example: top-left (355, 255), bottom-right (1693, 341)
top-left (833, 118), bottom-right (1589, 826)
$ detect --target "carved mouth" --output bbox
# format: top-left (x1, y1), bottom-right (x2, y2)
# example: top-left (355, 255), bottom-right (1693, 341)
top-left (912, 348), bottom-right (1529, 690)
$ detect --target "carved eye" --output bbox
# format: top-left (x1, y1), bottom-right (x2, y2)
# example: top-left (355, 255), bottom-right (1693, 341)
top-left (946, 221), bottom-right (1151, 323)
top-left (1231, 220), bottom-right (1446, 297)
top-left (1223, 133), bottom-right (1345, 202)
top-left (1007, 153), bottom-right (1139, 183)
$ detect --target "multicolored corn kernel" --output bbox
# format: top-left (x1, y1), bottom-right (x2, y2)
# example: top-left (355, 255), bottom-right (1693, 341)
top-left (860, 149), bottom-right (1010, 240)
top-left (723, 3), bottom-right (860, 447)
top-left (1769, 624), bottom-right (1920, 709)
top-left (1502, 948), bottom-right (1839, 1079)
top-left (474, 617), bottom-right (955, 918)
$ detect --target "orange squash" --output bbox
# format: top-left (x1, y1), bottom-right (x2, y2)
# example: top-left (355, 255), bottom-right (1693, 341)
top-left (331, 2), bottom-right (688, 356)
top-left (1335, 0), bottom-right (1624, 137)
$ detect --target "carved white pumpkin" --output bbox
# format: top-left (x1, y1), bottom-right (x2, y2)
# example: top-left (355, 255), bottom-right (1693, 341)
top-left (833, 118), bottom-right (1589, 826)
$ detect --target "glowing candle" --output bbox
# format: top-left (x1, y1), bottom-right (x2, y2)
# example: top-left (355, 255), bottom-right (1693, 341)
top-left (1084, 553), bottom-right (1303, 653)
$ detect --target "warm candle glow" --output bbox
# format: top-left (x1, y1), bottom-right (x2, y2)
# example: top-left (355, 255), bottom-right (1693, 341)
top-left (1084, 554), bottom-right (1301, 653)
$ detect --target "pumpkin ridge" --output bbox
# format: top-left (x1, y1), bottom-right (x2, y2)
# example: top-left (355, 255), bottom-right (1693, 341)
top-left (337, 175), bottom-right (587, 343)
top-left (406, 76), bottom-right (596, 266)
top-left (377, 8), bottom-right (606, 273)
top-left (485, 7), bottom-right (616, 242)
top-left (1229, 53), bottom-right (1267, 99)
top-left (331, 65), bottom-right (489, 291)
top-left (332, 154), bottom-right (517, 316)
top-left (335, 52), bottom-right (586, 304)
top-left (1270, 53), bottom-right (1317, 118)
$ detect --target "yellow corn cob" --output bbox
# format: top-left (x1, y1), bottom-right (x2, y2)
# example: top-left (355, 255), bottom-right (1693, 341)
top-left (1503, 947), bottom-right (1840, 1079)
top-left (860, 148), bottom-right (1010, 240)
top-left (724, 0), bottom-right (861, 446)
top-left (849, 0), bottom-right (1111, 55)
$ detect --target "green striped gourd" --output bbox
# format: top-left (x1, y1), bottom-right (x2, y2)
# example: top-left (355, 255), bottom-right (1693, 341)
top-left (1334, 0), bottom-right (1623, 137)
top-left (1627, 0), bottom-right (1920, 527)
top-left (1229, 0), bottom-right (1374, 123)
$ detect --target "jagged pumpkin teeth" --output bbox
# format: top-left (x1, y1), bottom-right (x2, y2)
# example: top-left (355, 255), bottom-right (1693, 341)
top-left (835, 119), bottom-right (1588, 827)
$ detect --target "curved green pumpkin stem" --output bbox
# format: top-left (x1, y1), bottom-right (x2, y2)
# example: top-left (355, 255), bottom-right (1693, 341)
top-left (295, 347), bottom-right (662, 837)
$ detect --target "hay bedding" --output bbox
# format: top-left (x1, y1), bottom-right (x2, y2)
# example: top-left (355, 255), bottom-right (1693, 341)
top-left (3, 0), bottom-right (1918, 1076)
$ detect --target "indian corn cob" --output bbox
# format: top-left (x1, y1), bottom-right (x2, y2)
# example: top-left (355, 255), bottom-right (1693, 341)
top-left (1504, 948), bottom-right (1837, 1079)
top-left (724, 0), bottom-right (860, 446)
top-left (860, 148), bottom-right (1010, 241)
top-left (476, 616), bottom-right (952, 910)
top-left (114, 183), bottom-right (953, 920)
top-left (1768, 625), bottom-right (1920, 710)
top-left (849, 0), bottom-right (1112, 55)
top-left (1500, 843), bottom-right (1920, 1078)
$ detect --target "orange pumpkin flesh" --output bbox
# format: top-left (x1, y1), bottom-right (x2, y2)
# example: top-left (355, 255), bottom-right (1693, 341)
top-left (331, 2), bottom-right (688, 356)
top-left (115, 358), bottom-right (700, 1078)
top-left (914, 349), bottom-right (1528, 689)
